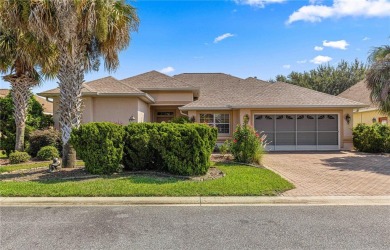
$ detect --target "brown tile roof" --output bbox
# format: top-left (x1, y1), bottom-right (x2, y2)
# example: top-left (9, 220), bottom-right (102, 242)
top-left (174, 73), bottom-right (366, 110)
top-left (84, 76), bottom-right (144, 94)
top-left (0, 89), bottom-right (53, 114)
top-left (121, 71), bottom-right (198, 90)
top-left (38, 77), bottom-right (154, 103)
top-left (338, 80), bottom-right (376, 109)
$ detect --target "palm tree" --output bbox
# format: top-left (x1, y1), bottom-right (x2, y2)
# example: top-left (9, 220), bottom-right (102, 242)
top-left (26, 0), bottom-right (139, 167)
top-left (366, 45), bottom-right (390, 115)
top-left (0, 18), bottom-right (57, 151)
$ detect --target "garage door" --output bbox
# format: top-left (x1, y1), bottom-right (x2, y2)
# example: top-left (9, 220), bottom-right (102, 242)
top-left (254, 114), bottom-right (339, 151)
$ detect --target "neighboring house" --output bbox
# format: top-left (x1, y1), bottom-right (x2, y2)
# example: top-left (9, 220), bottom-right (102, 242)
top-left (0, 89), bottom-right (53, 115)
top-left (338, 80), bottom-right (388, 126)
top-left (39, 71), bottom-right (366, 151)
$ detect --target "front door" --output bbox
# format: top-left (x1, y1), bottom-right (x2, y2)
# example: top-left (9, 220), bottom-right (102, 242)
top-left (156, 111), bottom-right (175, 123)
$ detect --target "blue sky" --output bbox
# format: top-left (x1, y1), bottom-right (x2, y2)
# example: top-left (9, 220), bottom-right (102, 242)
top-left (1, 0), bottom-right (389, 93)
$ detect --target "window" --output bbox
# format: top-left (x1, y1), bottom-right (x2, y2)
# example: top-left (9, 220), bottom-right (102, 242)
top-left (200, 113), bottom-right (230, 134)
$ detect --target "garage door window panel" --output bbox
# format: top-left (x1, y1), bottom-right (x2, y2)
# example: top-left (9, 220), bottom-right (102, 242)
top-left (254, 115), bottom-right (275, 145)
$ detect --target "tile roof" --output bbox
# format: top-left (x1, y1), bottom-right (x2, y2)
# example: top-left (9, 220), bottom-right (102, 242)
top-left (121, 70), bottom-right (198, 90)
top-left (338, 80), bottom-right (376, 109)
top-left (174, 73), bottom-right (366, 109)
top-left (40, 76), bottom-right (144, 96)
top-left (84, 76), bottom-right (144, 94)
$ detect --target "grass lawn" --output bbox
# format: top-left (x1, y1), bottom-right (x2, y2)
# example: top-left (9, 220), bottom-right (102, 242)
top-left (0, 163), bottom-right (294, 197)
top-left (0, 160), bottom-right (85, 173)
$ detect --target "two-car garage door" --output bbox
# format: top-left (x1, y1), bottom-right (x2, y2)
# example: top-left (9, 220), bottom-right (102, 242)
top-left (254, 114), bottom-right (339, 151)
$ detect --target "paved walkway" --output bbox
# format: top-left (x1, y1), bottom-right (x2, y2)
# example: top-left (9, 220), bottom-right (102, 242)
top-left (263, 151), bottom-right (390, 196)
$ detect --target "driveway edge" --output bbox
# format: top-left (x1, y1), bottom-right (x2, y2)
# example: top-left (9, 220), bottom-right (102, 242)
top-left (1, 196), bottom-right (390, 206)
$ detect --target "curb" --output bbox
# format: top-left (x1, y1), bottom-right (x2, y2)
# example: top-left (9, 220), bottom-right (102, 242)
top-left (1, 196), bottom-right (390, 206)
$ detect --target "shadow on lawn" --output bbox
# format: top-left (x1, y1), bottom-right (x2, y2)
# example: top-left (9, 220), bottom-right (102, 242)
top-left (30, 170), bottom-right (185, 184)
top-left (321, 153), bottom-right (390, 176)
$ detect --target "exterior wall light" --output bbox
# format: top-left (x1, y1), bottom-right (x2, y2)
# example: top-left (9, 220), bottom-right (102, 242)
top-left (129, 115), bottom-right (136, 122)
top-left (372, 117), bottom-right (377, 123)
top-left (345, 114), bottom-right (351, 124)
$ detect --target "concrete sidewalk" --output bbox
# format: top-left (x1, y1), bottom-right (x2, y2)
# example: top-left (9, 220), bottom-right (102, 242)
top-left (1, 196), bottom-right (390, 206)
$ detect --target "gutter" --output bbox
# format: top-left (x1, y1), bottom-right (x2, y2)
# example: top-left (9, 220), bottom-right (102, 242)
top-left (179, 104), bottom-right (368, 111)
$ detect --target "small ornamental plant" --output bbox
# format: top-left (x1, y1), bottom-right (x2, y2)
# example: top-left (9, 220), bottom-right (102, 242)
top-left (231, 115), bottom-right (267, 164)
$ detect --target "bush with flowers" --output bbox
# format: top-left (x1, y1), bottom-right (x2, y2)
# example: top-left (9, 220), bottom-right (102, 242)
top-left (230, 115), bottom-right (267, 165)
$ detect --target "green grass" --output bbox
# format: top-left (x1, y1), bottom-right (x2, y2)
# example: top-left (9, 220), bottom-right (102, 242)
top-left (0, 163), bottom-right (294, 197)
top-left (0, 160), bottom-right (85, 173)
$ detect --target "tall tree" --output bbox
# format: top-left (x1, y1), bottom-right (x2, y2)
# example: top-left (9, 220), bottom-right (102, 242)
top-left (26, 0), bottom-right (139, 167)
top-left (366, 45), bottom-right (390, 115)
top-left (0, 10), bottom-right (56, 152)
top-left (274, 59), bottom-right (367, 96)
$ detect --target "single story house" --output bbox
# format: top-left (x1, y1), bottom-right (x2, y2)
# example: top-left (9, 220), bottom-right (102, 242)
top-left (338, 80), bottom-right (388, 126)
top-left (39, 71), bottom-right (366, 151)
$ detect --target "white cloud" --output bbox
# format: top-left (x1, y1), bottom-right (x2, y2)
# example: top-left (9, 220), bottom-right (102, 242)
top-left (287, 0), bottom-right (390, 24)
top-left (310, 55), bottom-right (333, 64)
top-left (214, 33), bottom-right (235, 43)
top-left (234, 0), bottom-right (286, 8)
top-left (309, 0), bottom-right (323, 4)
top-left (314, 46), bottom-right (324, 51)
top-left (283, 64), bottom-right (291, 69)
top-left (363, 36), bottom-right (370, 41)
top-left (323, 40), bottom-right (349, 49)
top-left (297, 60), bottom-right (307, 64)
top-left (159, 66), bottom-right (175, 74)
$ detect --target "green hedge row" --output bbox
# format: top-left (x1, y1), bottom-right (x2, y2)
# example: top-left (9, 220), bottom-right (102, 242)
top-left (353, 124), bottom-right (390, 153)
top-left (123, 123), bottom-right (217, 175)
top-left (70, 122), bottom-right (217, 175)
top-left (71, 122), bottom-right (125, 174)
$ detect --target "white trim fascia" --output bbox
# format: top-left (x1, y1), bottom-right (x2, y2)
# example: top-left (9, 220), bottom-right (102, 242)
top-left (355, 107), bottom-right (379, 113)
top-left (180, 104), bottom-right (366, 111)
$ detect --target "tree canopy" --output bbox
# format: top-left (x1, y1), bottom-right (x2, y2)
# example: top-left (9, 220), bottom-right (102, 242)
top-left (273, 59), bottom-right (367, 96)
top-left (0, 92), bottom-right (53, 155)
top-left (366, 45), bottom-right (390, 115)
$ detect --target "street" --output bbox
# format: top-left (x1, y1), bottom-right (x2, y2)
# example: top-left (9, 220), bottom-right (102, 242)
top-left (1, 205), bottom-right (389, 249)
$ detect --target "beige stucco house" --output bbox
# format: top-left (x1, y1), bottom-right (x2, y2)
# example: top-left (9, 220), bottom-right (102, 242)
top-left (338, 80), bottom-right (388, 126)
top-left (39, 71), bottom-right (366, 151)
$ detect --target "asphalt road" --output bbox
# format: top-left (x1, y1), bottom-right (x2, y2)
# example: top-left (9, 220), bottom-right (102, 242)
top-left (1, 206), bottom-right (389, 249)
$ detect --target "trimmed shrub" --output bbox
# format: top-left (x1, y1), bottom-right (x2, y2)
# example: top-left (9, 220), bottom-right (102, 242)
top-left (353, 124), bottom-right (390, 153)
top-left (168, 116), bottom-right (192, 124)
top-left (28, 129), bottom-right (62, 157)
top-left (70, 122), bottom-right (125, 175)
top-left (231, 115), bottom-right (267, 164)
top-left (123, 123), bottom-right (163, 171)
top-left (37, 146), bottom-right (60, 161)
top-left (9, 151), bottom-right (31, 164)
top-left (123, 123), bottom-right (217, 176)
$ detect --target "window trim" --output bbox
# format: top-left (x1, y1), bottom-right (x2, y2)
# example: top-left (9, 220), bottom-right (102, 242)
top-left (200, 113), bottom-right (230, 135)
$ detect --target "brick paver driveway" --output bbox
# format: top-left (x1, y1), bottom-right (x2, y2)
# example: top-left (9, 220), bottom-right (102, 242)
top-left (263, 151), bottom-right (390, 196)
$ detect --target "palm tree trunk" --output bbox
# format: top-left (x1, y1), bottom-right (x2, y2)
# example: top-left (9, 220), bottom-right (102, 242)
top-left (4, 75), bottom-right (36, 151)
top-left (57, 46), bottom-right (84, 168)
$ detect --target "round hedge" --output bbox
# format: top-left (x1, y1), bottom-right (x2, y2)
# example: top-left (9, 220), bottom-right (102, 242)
top-left (37, 146), bottom-right (60, 161)
top-left (9, 151), bottom-right (31, 164)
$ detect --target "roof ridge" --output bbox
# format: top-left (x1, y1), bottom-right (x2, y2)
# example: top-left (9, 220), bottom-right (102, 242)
top-left (121, 70), bottom-right (198, 89)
